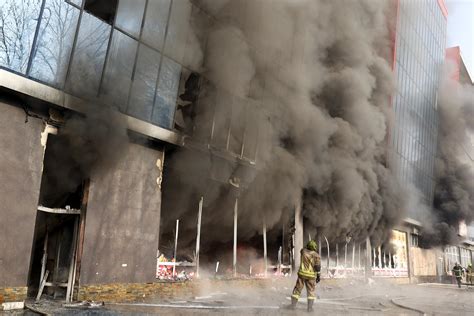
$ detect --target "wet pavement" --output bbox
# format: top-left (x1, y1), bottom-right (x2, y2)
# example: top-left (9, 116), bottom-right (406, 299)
top-left (2, 279), bottom-right (474, 315)
top-left (106, 280), bottom-right (474, 315)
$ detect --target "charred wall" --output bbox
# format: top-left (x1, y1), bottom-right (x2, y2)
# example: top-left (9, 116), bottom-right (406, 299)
top-left (0, 101), bottom-right (44, 287)
top-left (80, 142), bottom-right (163, 284)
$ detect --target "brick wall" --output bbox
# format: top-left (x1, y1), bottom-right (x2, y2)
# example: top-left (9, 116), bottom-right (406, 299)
top-left (0, 287), bottom-right (28, 303)
top-left (77, 279), bottom-right (288, 302)
top-left (78, 282), bottom-right (195, 302)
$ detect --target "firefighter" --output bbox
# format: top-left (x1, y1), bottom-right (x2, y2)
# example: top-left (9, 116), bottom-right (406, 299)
top-left (466, 263), bottom-right (473, 285)
top-left (452, 262), bottom-right (464, 288)
top-left (290, 240), bottom-right (321, 312)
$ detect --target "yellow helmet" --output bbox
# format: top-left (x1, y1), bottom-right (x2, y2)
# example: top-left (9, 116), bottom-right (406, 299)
top-left (306, 240), bottom-right (318, 252)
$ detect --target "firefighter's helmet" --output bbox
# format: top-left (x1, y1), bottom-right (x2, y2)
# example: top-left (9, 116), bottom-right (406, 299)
top-left (306, 240), bottom-right (318, 252)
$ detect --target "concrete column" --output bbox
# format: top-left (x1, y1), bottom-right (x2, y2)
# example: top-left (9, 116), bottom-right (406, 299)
top-left (173, 220), bottom-right (179, 276)
top-left (263, 220), bottom-right (267, 277)
top-left (378, 247), bottom-right (382, 268)
top-left (294, 198), bottom-right (304, 268)
top-left (365, 237), bottom-right (372, 279)
top-left (233, 198), bottom-right (238, 277)
top-left (318, 236), bottom-right (322, 257)
top-left (195, 197), bottom-right (203, 278)
top-left (352, 243), bottom-right (356, 269)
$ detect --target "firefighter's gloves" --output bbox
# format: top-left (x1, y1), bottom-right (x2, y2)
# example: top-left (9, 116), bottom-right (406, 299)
top-left (316, 274), bottom-right (321, 283)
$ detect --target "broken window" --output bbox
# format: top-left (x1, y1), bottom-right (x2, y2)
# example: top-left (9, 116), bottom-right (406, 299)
top-left (84, 0), bottom-right (118, 25)
top-left (38, 135), bottom-right (85, 208)
top-left (174, 70), bottom-right (201, 134)
top-left (410, 233), bottom-right (419, 247)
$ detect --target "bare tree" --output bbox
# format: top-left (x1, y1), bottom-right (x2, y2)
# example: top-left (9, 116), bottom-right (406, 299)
top-left (29, 0), bottom-right (79, 85)
top-left (1, 0), bottom-right (110, 91)
top-left (0, 0), bottom-right (42, 73)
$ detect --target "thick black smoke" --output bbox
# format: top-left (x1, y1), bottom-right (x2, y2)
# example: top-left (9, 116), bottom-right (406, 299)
top-left (161, 0), bottom-right (404, 255)
top-left (40, 106), bottom-right (128, 208)
top-left (421, 70), bottom-right (474, 247)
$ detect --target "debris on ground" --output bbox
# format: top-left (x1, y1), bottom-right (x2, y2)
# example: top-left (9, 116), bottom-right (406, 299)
top-left (62, 300), bottom-right (105, 308)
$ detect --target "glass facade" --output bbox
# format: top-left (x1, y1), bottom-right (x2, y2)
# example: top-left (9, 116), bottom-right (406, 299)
top-left (0, 0), bottom-right (197, 131)
top-left (391, 0), bottom-right (447, 216)
top-left (0, 0), bottom-right (42, 73)
top-left (445, 246), bottom-right (459, 269)
top-left (0, 0), bottom-right (258, 161)
top-left (460, 247), bottom-right (472, 267)
top-left (445, 246), bottom-right (473, 269)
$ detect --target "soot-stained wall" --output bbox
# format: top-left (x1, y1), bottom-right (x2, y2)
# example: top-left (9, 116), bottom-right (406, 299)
top-left (80, 142), bottom-right (163, 284)
top-left (0, 101), bottom-right (44, 287)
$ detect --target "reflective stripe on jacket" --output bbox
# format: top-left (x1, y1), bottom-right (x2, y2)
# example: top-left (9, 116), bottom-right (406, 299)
top-left (298, 248), bottom-right (321, 279)
top-left (453, 266), bottom-right (463, 277)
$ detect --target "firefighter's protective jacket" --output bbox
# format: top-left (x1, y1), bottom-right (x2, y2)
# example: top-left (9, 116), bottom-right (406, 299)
top-left (298, 248), bottom-right (321, 279)
top-left (466, 265), bottom-right (473, 275)
top-left (452, 264), bottom-right (464, 278)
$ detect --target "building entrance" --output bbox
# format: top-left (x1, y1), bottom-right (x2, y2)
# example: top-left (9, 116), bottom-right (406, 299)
top-left (27, 133), bottom-right (89, 301)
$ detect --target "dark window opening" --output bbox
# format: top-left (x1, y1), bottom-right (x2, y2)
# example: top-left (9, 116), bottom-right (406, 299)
top-left (158, 153), bottom-right (291, 278)
top-left (84, 0), bottom-right (118, 24)
top-left (39, 134), bottom-right (85, 209)
top-left (174, 71), bottom-right (201, 134)
top-left (411, 233), bottom-right (419, 248)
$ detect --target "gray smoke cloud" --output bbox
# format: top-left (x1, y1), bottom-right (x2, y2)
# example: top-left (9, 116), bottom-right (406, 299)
top-left (162, 0), bottom-right (404, 256)
top-left (41, 105), bottom-right (128, 208)
top-left (421, 66), bottom-right (474, 247)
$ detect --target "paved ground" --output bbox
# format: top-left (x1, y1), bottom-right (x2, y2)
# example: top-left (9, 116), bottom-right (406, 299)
top-left (3, 279), bottom-right (474, 315)
top-left (106, 279), bottom-right (474, 315)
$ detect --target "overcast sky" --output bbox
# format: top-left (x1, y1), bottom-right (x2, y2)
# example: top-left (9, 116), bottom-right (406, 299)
top-left (446, 0), bottom-right (474, 78)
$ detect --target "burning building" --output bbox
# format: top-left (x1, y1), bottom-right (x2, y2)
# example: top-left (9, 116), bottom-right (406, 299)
top-left (384, 0), bottom-right (449, 281)
top-left (0, 0), bottom-right (472, 309)
top-left (0, 0), bottom-right (180, 305)
top-left (433, 46), bottom-right (474, 275)
top-left (388, 1), bottom-right (474, 283)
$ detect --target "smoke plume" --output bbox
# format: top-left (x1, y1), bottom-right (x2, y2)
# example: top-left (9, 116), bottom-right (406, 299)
top-left (421, 65), bottom-right (474, 247)
top-left (162, 0), bottom-right (404, 257)
top-left (40, 105), bottom-right (128, 208)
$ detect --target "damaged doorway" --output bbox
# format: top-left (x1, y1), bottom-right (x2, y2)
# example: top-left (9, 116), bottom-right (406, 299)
top-left (28, 133), bottom-right (89, 301)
